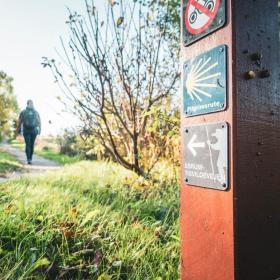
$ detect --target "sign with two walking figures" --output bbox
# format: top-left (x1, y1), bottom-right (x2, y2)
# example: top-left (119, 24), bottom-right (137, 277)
top-left (184, 122), bottom-right (228, 190)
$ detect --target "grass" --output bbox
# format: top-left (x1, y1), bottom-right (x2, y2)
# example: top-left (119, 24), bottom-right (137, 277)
top-left (36, 150), bottom-right (82, 165)
top-left (9, 139), bottom-right (82, 165)
top-left (8, 139), bottom-right (24, 150)
top-left (0, 150), bottom-right (21, 176)
top-left (0, 161), bottom-right (179, 279)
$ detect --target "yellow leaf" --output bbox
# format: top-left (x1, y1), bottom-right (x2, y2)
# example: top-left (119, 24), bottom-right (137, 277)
top-left (80, 209), bottom-right (100, 226)
top-left (63, 230), bottom-right (75, 238)
top-left (116, 17), bottom-right (124, 27)
top-left (98, 273), bottom-right (111, 280)
top-left (31, 257), bottom-right (50, 272)
top-left (69, 207), bottom-right (78, 219)
top-left (108, 0), bottom-right (116, 6)
top-left (147, 12), bottom-right (154, 21)
top-left (36, 215), bottom-right (44, 222)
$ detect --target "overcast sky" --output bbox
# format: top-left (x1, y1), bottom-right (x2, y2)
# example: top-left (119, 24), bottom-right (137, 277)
top-left (0, 1), bottom-right (104, 135)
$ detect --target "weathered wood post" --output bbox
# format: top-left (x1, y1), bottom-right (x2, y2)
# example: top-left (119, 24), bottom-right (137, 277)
top-left (180, 0), bottom-right (280, 279)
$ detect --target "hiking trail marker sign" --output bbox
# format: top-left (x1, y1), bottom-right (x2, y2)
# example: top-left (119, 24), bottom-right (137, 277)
top-left (183, 44), bottom-right (227, 117)
top-left (181, 0), bottom-right (280, 279)
top-left (183, 0), bottom-right (226, 46)
top-left (184, 121), bottom-right (228, 190)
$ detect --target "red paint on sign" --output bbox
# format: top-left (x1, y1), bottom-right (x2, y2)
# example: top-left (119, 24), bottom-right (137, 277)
top-left (185, 0), bottom-right (221, 35)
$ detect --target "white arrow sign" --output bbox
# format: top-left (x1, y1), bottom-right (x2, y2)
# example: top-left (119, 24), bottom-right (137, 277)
top-left (187, 134), bottom-right (205, 157)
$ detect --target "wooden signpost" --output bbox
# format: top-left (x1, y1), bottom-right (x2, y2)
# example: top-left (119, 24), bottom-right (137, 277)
top-left (180, 0), bottom-right (280, 279)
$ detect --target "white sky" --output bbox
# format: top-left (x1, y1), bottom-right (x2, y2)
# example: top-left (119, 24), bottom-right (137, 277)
top-left (0, 1), bottom-right (104, 135)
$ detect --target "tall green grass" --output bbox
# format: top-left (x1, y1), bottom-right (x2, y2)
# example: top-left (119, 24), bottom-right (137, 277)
top-left (0, 161), bottom-right (179, 279)
top-left (0, 150), bottom-right (21, 176)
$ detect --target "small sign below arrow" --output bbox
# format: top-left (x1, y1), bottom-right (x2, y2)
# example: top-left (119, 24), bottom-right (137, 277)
top-left (187, 134), bottom-right (205, 157)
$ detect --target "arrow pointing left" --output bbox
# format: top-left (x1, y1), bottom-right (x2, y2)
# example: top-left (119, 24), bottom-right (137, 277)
top-left (187, 134), bottom-right (205, 157)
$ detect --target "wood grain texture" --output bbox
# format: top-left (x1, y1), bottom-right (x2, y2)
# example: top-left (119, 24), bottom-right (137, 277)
top-left (181, 0), bottom-right (280, 279)
top-left (234, 0), bottom-right (280, 279)
top-left (180, 0), bottom-right (235, 279)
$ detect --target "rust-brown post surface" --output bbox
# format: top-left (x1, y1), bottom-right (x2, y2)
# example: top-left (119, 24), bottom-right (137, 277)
top-left (180, 1), bottom-right (280, 279)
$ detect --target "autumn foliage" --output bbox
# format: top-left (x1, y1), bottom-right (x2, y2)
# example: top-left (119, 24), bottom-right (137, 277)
top-left (43, 0), bottom-right (180, 176)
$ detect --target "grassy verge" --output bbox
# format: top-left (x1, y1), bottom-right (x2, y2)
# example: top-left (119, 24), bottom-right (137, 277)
top-left (0, 161), bottom-right (179, 279)
top-left (8, 139), bottom-right (24, 150)
top-left (36, 150), bottom-right (82, 165)
top-left (0, 150), bottom-right (21, 176)
top-left (10, 139), bottom-right (82, 165)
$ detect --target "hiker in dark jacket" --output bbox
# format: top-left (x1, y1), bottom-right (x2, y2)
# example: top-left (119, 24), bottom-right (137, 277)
top-left (16, 100), bottom-right (41, 164)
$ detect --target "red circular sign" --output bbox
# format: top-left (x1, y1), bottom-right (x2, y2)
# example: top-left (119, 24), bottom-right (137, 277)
top-left (185, 0), bottom-right (220, 35)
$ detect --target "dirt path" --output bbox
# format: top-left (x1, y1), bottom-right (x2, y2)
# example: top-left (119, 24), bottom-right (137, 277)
top-left (0, 144), bottom-right (61, 183)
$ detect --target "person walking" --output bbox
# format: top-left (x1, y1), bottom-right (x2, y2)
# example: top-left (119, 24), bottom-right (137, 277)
top-left (16, 100), bottom-right (41, 164)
